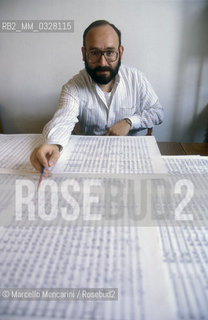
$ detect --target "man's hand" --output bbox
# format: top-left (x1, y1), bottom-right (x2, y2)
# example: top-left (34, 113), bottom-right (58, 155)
top-left (30, 144), bottom-right (61, 173)
top-left (106, 119), bottom-right (131, 136)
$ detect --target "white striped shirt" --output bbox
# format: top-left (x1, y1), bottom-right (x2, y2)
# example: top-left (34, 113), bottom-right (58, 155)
top-left (43, 64), bottom-right (164, 147)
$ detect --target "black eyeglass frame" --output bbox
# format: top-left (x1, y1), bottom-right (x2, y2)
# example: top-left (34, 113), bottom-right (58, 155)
top-left (85, 47), bottom-right (120, 63)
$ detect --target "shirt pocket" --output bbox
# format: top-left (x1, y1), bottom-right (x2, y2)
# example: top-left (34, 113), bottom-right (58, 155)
top-left (120, 104), bottom-right (137, 118)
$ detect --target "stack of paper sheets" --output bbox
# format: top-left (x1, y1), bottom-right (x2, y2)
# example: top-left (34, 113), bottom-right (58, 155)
top-left (0, 134), bottom-right (207, 320)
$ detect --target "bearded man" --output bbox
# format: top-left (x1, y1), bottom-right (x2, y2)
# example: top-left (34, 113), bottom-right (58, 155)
top-left (30, 20), bottom-right (164, 172)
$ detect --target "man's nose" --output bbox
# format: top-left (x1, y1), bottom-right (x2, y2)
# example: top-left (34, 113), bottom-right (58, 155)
top-left (98, 53), bottom-right (108, 66)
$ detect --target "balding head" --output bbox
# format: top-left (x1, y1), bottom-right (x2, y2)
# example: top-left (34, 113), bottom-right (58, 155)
top-left (83, 20), bottom-right (121, 47)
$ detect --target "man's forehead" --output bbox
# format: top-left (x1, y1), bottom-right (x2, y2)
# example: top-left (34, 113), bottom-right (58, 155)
top-left (85, 25), bottom-right (119, 49)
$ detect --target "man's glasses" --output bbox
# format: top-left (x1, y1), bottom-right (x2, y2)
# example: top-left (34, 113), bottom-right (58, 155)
top-left (86, 49), bottom-right (119, 63)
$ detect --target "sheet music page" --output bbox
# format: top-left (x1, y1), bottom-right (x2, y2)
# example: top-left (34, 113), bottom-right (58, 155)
top-left (157, 223), bottom-right (208, 319)
top-left (0, 134), bottom-right (166, 174)
top-left (163, 156), bottom-right (208, 174)
top-left (155, 174), bottom-right (208, 318)
top-left (0, 134), bottom-right (42, 172)
top-left (0, 226), bottom-right (145, 319)
top-left (0, 219), bottom-right (175, 320)
top-left (53, 135), bottom-right (167, 174)
top-left (152, 156), bottom-right (208, 319)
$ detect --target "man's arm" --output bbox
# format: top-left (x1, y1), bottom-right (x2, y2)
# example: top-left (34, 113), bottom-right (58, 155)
top-left (127, 72), bottom-right (164, 130)
top-left (42, 83), bottom-right (79, 149)
top-left (106, 69), bottom-right (163, 136)
top-left (127, 99), bottom-right (164, 131)
top-left (30, 82), bottom-right (79, 171)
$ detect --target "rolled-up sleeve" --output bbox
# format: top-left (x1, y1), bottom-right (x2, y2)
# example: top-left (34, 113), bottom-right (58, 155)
top-left (128, 72), bottom-right (164, 130)
top-left (42, 82), bottom-right (79, 148)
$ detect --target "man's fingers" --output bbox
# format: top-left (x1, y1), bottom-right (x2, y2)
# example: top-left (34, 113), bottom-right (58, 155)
top-left (30, 144), bottom-right (61, 172)
top-left (106, 128), bottom-right (118, 136)
top-left (43, 168), bottom-right (52, 177)
top-left (48, 148), bottom-right (60, 167)
top-left (36, 148), bottom-right (50, 168)
top-left (106, 120), bottom-right (131, 136)
top-left (30, 149), bottom-right (43, 172)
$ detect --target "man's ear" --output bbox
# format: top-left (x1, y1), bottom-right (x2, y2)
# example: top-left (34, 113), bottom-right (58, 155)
top-left (119, 45), bottom-right (124, 59)
top-left (81, 47), bottom-right (85, 61)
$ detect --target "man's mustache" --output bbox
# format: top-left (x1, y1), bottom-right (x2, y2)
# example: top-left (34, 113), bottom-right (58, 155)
top-left (94, 66), bottom-right (112, 72)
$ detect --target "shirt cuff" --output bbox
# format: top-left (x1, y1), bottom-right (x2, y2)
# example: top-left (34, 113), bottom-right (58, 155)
top-left (45, 138), bottom-right (66, 150)
top-left (125, 115), bottom-right (141, 130)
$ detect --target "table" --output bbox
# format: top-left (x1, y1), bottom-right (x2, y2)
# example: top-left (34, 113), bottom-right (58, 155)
top-left (158, 142), bottom-right (208, 156)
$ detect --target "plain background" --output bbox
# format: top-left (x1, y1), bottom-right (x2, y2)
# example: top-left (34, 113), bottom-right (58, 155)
top-left (0, 0), bottom-right (208, 142)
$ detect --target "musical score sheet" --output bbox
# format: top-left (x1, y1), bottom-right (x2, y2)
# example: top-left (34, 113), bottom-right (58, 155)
top-left (54, 135), bottom-right (167, 174)
top-left (0, 134), bottom-right (167, 174)
top-left (0, 134), bottom-right (42, 172)
top-left (0, 134), bottom-right (208, 319)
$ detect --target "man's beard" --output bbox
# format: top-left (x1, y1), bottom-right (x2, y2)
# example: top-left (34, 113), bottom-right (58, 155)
top-left (85, 58), bottom-right (121, 85)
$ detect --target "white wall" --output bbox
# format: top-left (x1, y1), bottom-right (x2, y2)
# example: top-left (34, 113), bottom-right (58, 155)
top-left (0, 0), bottom-right (208, 142)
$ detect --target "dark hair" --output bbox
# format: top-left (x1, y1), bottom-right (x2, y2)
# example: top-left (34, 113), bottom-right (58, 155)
top-left (83, 20), bottom-right (121, 47)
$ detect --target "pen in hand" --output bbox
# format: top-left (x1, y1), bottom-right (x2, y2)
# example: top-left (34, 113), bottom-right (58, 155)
top-left (37, 166), bottom-right (44, 190)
